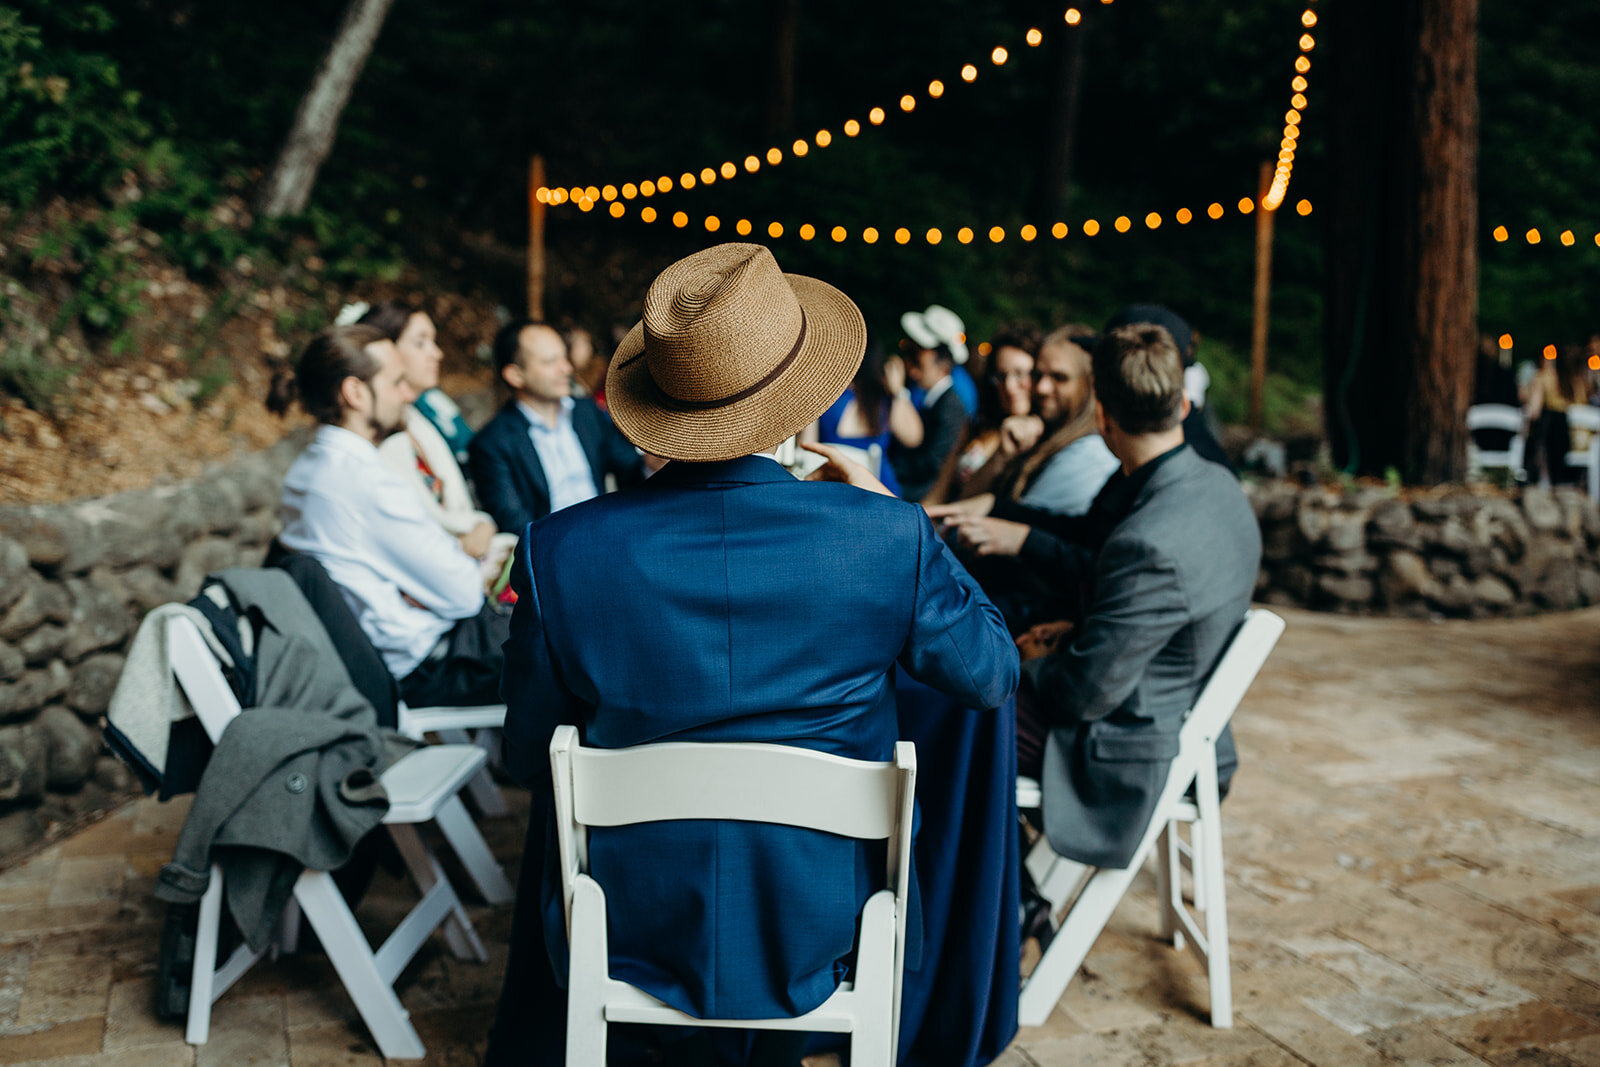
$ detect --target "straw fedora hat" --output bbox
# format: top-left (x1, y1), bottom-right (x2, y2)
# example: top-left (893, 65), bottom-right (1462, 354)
top-left (606, 243), bottom-right (867, 461)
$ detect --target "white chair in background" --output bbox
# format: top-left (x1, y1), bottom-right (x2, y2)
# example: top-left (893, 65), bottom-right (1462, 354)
top-left (1563, 405), bottom-right (1600, 500)
top-left (395, 701), bottom-right (516, 905)
top-left (550, 726), bottom-right (917, 1067)
top-left (1465, 403), bottom-right (1526, 483)
top-left (167, 615), bottom-right (492, 1060)
top-left (1016, 609), bottom-right (1285, 1030)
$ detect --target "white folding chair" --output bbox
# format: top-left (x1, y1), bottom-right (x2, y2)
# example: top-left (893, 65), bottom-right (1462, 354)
top-left (1465, 403), bottom-right (1527, 483)
top-left (1016, 609), bottom-right (1286, 1030)
top-left (1563, 405), bottom-right (1600, 500)
top-left (396, 702), bottom-right (516, 904)
top-left (167, 615), bottom-right (492, 1060)
top-left (549, 726), bottom-right (917, 1067)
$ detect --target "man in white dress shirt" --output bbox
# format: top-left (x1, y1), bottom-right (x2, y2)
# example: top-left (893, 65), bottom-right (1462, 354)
top-left (272, 323), bottom-right (507, 708)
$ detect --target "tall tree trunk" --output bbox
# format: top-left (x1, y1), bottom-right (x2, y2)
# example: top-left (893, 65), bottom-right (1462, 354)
top-left (764, 0), bottom-right (800, 142)
top-left (1032, 23), bottom-right (1087, 223)
top-left (1324, 0), bottom-right (1478, 482)
top-left (1404, 0), bottom-right (1478, 483)
top-left (257, 0), bottom-right (396, 218)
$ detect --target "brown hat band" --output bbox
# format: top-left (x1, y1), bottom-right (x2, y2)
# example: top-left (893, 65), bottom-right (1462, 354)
top-left (619, 309), bottom-right (809, 412)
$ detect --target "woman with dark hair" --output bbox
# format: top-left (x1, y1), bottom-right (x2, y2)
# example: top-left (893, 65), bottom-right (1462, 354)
top-left (924, 324), bottom-right (1041, 504)
top-left (1527, 344), bottom-right (1596, 486)
top-left (804, 335), bottom-right (923, 497)
top-left (354, 300), bottom-right (511, 569)
top-left (353, 300), bottom-right (475, 463)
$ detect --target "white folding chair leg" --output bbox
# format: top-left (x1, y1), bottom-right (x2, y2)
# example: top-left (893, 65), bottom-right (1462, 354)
top-left (1195, 759), bottom-right (1233, 1028)
top-left (1187, 818), bottom-right (1207, 912)
top-left (292, 871), bottom-right (427, 1060)
top-left (1156, 824), bottom-right (1182, 950)
top-left (566, 877), bottom-right (610, 1067)
top-left (432, 794), bottom-right (516, 905)
top-left (848, 893), bottom-right (896, 1066)
top-left (387, 822), bottom-right (487, 963)
top-left (436, 727), bottom-right (510, 818)
top-left (277, 898), bottom-right (302, 957)
top-left (1019, 862), bottom-right (1138, 1026)
top-left (187, 865), bottom-right (267, 1046)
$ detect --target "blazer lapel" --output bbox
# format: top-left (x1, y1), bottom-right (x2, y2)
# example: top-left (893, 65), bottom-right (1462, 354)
top-left (572, 401), bottom-right (607, 486)
top-left (507, 410), bottom-right (551, 512)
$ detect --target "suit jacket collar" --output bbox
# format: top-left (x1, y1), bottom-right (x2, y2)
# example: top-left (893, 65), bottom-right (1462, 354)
top-left (1126, 444), bottom-right (1199, 514)
top-left (648, 454), bottom-right (794, 488)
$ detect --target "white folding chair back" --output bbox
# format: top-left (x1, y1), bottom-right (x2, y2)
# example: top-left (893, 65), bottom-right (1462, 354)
top-left (550, 727), bottom-right (917, 1067)
top-left (1017, 609), bottom-right (1285, 1030)
top-left (1563, 405), bottom-right (1600, 500)
top-left (1465, 403), bottom-right (1526, 482)
top-left (166, 616), bottom-right (492, 1060)
top-left (396, 701), bottom-right (515, 903)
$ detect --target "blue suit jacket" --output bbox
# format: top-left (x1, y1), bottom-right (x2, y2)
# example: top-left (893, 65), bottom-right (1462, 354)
top-left (501, 454), bottom-right (1019, 1021)
top-left (468, 397), bottom-right (645, 533)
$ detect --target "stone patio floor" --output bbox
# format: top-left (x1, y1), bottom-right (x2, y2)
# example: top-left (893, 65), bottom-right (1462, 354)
top-left (2, 605), bottom-right (1599, 1066)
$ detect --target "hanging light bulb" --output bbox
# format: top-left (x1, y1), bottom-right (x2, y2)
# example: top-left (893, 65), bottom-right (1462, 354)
top-left (679, 173), bottom-right (696, 190)
top-left (1145, 212), bottom-right (1162, 229)
top-left (816, 130), bottom-right (833, 147)
top-left (863, 227), bottom-right (880, 244)
top-left (1026, 28), bottom-right (1043, 46)
top-left (926, 227), bottom-right (943, 245)
top-left (1065, 8), bottom-right (1082, 25)
top-left (609, 202), bottom-right (624, 218)
top-left (1051, 222), bottom-right (1068, 238)
top-left (1296, 200), bottom-right (1313, 216)
top-left (961, 64), bottom-right (978, 82)
top-left (657, 176), bottom-right (673, 193)
top-left (799, 223), bottom-right (816, 240)
top-left (744, 155), bottom-right (761, 173)
top-left (844, 119), bottom-right (862, 136)
top-left (957, 227), bottom-right (974, 244)
top-left (900, 95), bottom-right (916, 112)
top-left (1176, 208), bottom-right (1193, 224)
top-left (704, 216), bottom-right (720, 232)
top-left (766, 147), bottom-right (783, 165)
top-left (894, 228), bottom-right (911, 245)
top-left (928, 80), bottom-right (945, 98)
top-left (641, 206), bottom-right (657, 223)
top-left (991, 46), bottom-right (1008, 65)
top-left (768, 221), bottom-right (784, 238)
top-left (736, 219), bottom-right (752, 236)
top-left (989, 226), bottom-right (1006, 242)
top-left (672, 211), bottom-right (688, 228)
top-left (1114, 215), bottom-right (1132, 232)
top-left (1207, 203), bottom-right (1224, 219)
top-left (721, 161), bottom-right (737, 179)
top-left (868, 107), bottom-right (886, 125)
top-left (1020, 224), bottom-right (1038, 241)
top-left (700, 167), bottom-right (716, 184)
top-left (1083, 219), bottom-right (1101, 235)
top-left (793, 139), bottom-right (809, 157)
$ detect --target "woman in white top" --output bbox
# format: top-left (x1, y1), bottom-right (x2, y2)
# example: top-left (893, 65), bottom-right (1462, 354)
top-left (356, 301), bottom-right (511, 569)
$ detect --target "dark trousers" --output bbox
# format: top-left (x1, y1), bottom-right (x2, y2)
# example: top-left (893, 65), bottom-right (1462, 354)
top-left (399, 604), bottom-right (511, 708)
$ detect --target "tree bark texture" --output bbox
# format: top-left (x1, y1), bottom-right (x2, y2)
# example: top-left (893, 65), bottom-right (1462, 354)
top-left (257, 0), bottom-right (397, 218)
top-left (764, 0), bottom-right (800, 141)
top-left (1032, 22), bottom-right (1087, 223)
top-left (1323, 0), bottom-right (1478, 482)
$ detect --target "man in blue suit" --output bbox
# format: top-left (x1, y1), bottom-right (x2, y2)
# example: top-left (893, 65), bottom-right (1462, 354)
top-left (484, 244), bottom-right (1019, 1066)
top-left (468, 320), bottom-right (646, 532)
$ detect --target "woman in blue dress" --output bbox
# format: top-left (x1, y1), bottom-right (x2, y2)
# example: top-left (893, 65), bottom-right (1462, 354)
top-left (806, 336), bottom-right (924, 497)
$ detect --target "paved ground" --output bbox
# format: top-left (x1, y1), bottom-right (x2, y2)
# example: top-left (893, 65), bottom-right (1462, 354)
top-left (2, 606), bottom-right (1598, 1066)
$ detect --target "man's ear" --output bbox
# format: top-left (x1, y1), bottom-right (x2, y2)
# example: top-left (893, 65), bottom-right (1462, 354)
top-left (1179, 393), bottom-right (1192, 420)
top-left (500, 362), bottom-right (524, 392)
top-left (1094, 399), bottom-right (1108, 437)
top-left (337, 375), bottom-right (369, 415)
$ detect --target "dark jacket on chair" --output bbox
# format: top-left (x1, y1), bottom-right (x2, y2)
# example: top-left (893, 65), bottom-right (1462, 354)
top-left (468, 397), bottom-right (645, 532)
top-left (1024, 445), bottom-right (1260, 869)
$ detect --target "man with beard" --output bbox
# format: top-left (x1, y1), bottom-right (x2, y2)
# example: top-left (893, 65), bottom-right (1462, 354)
top-left (271, 323), bottom-right (503, 708)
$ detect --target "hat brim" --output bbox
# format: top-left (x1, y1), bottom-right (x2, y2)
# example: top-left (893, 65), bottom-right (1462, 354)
top-left (605, 272), bottom-right (866, 462)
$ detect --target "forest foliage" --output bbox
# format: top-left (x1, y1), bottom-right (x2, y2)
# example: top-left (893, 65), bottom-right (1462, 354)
top-left (0, 0), bottom-right (1596, 430)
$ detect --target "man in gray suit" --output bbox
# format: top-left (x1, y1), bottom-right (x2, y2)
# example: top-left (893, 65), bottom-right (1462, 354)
top-left (1016, 322), bottom-right (1261, 870)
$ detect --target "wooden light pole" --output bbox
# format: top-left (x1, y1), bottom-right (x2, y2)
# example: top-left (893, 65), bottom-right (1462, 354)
top-left (528, 154), bottom-right (547, 320)
top-left (1249, 160), bottom-right (1275, 433)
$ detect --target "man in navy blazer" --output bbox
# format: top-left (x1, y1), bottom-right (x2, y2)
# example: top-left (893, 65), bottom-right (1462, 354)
top-left (484, 244), bottom-right (1019, 1066)
top-left (468, 320), bottom-right (645, 532)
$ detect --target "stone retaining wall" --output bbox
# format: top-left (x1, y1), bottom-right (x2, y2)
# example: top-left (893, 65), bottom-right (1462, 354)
top-left (0, 434), bottom-right (304, 861)
top-left (1246, 481), bottom-right (1600, 616)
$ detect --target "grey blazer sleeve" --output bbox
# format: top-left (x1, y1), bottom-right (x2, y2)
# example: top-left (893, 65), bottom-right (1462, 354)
top-left (1023, 532), bottom-right (1189, 724)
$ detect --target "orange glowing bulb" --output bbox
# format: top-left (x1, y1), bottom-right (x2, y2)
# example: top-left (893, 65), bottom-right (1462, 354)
top-left (1145, 212), bottom-right (1162, 229)
top-left (721, 161), bottom-right (737, 179)
top-left (1065, 8), bottom-right (1082, 24)
top-left (863, 227), bottom-right (880, 244)
top-left (957, 227), bottom-right (974, 244)
top-left (1296, 200), bottom-right (1313, 216)
top-left (900, 95), bottom-right (916, 112)
top-left (641, 206), bottom-right (657, 223)
top-left (798, 224), bottom-right (816, 240)
top-left (1051, 221), bottom-right (1068, 238)
top-left (894, 228), bottom-right (911, 245)
top-left (929, 80), bottom-right (945, 98)
top-left (1026, 28), bottom-right (1043, 46)
top-left (1291, 93), bottom-right (1308, 110)
top-left (991, 46), bottom-right (1008, 65)
top-left (736, 219), bottom-right (752, 236)
top-left (1295, 56), bottom-right (1311, 73)
top-left (679, 173), bottom-right (696, 190)
top-left (700, 167), bottom-right (716, 184)
top-left (989, 225), bottom-right (1006, 242)
top-left (1560, 229), bottom-right (1575, 245)
top-left (744, 155), bottom-right (761, 172)
top-left (1207, 203), bottom-right (1224, 220)
top-left (609, 202), bottom-right (624, 218)
top-left (1526, 228), bottom-right (1541, 244)
top-left (1176, 208), bottom-right (1193, 224)
top-left (844, 119), bottom-right (862, 136)
top-left (830, 226), bottom-right (846, 242)
top-left (766, 147), bottom-right (783, 165)
top-left (671, 211), bottom-right (688, 228)
top-left (657, 176), bottom-right (673, 193)
top-left (640, 180), bottom-right (656, 197)
top-left (1292, 75), bottom-right (1308, 92)
top-left (1497, 334), bottom-right (1513, 350)
top-left (1020, 224), bottom-right (1038, 241)
top-left (926, 227), bottom-right (943, 245)
top-left (621, 183), bottom-right (638, 199)
top-left (868, 107), bottom-right (885, 125)
top-left (1492, 225), bottom-right (1508, 242)
top-left (792, 139), bottom-right (809, 157)
top-left (961, 64), bottom-right (978, 82)
top-left (816, 130), bottom-right (833, 147)
top-left (704, 216), bottom-right (720, 232)
top-left (578, 198), bottom-right (594, 213)
top-left (602, 185), bottom-right (618, 201)
top-left (585, 186), bottom-right (600, 201)
top-left (1083, 219), bottom-right (1101, 236)
top-left (1301, 9), bottom-right (1317, 26)
top-left (1543, 345), bottom-right (1557, 360)
top-left (1299, 33), bottom-right (1315, 51)
top-left (1114, 215), bottom-right (1132, 232)
top-left (1589, 355), bottom-right (1600, 371)
top-left (768, 221), bottom-right (784, 238)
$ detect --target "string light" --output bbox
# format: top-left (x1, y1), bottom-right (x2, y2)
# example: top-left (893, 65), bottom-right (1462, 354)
top-left (991, 46), bottom-right (1009, 65)
top-left (1264, 7), bottom-right (1316, 211)
top-left (736, 219), bottom-right (752, 235)
top-left (864, 227), bottom-right (880, 243)
top-left (792, 139), bottom-right (809, 157)
top-left (721, 162), bottom-right (737, 179)
top-left (766, 147), bottom-right (783, 165)
top-left (869, 107), bottom-right (886, 125)
top-left (1026, 28), bottom-right (1043, 46)
top-left (672, 211), bottom-right (688, 228)
top-left (961, 64), bottom-right (978, 82)
top-left (1176, 208), bottom-right (1193, 224)
top-left (700, 167), bottom-right (716, 183)
top-left (900, 95), bottom-right (916, 112)
top-left (989, 225), bottom-right (1006, 242)
top-left (1020, 224), bottom-right (1038, 241)
top-left (1498, 334), bottom-right (1513, 350)
top-left (768, 221), bottom-right (783, 238)
top-left (815, 130), bottom-right (832, 147)
top-left (609, 202), bottom-right (624, 218)
top-left (895, 228), bottom-right (911, 244)
top-left (929, 80), bottom-right (945, 98)
top-left (704, 215), bottom-right (720, 232)
top-left (844, 119), bottom-right (862, 136)
top-left (641, 206), bottom-right (657, 223)
top-left (799, 223), bottom-right (816, 240)
top-left (927, 227), bottom-right (943, 245)
top-left (831, 225), bottom-right (848, 242)
top-left (1051, 222), bottom-right (1068, 238)
top-left (1542, 344), bottom-right (1557, 359)
top-left (1114, 215), bottom-right (1132, 232)
top-left (1083, 219), bottom-right (1101, 236)
top-left (957, 226), bottom-right (975, 244)
top-left (1065, 8), bottom-right (1082, 24)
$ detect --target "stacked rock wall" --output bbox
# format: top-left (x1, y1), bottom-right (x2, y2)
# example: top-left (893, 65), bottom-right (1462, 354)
top-left (0, 435), bottom-right (303, 860)
top-left (1247, 482), bottom-right (1600, 616)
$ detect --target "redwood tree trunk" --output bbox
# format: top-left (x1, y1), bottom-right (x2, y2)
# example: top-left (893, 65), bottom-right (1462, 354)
top-left (764, 0), bottom-right (800, 141)
top-left (1032, 22), bottom-right (1087, 223)
top-left (1323, 0), bottom-right (1478, 482)
top-left (257, 0), bottom-right (396, 218)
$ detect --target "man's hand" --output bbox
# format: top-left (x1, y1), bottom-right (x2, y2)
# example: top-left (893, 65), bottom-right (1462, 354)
top-left (884, 355), bottom-right (907, 397)
top-left (924, 492), bottom-right (995, 521)
top-left (802, 442), bottom-right (894, 496)
top-left (1015, 619), bottom-right (1075, 661)
top-left (944, 514), bottom-right (1030, 556)
top-left (458, 519), bottom-right (496, 559)
top-left (999, 415), bottom-right (1045, 458)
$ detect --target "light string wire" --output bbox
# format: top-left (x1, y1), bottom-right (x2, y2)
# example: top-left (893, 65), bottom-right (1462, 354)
top-left (534, 2), bottom-right (1117, 210)
top-left (539, 2), bottom-right (1319, 238)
